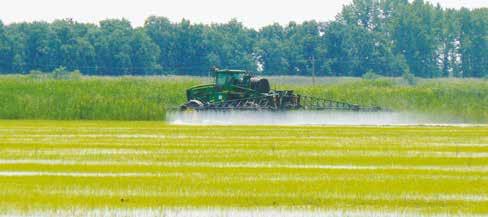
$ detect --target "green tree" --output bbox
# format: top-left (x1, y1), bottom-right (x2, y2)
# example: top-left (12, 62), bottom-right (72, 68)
top-left (459, 8), bottom-right (488, 78)
top-left (131, 28), bottom-right (161, 75)
top-left (144, 16), bottom-right (175, 73)
top-left (93, 19), bottom-right (134, 75)
top-left (0, 20), bottom-right (12, 73)
top-left (254, 23), bottom-right (289, 74)
top-left (390, 0), bottom-right (442, 77)
top-left (325, 0), bottom-right (408, 77)
top-left (9, 22), bottom-right (52, 72)
top-left (173, 20), bottom-right (208, 75)
top-left (0, 2), bottom-right (485, 78)
top-left (204, 19), bottom-right (257, 72)
top-left (436, 9), bottom-right (458, 77)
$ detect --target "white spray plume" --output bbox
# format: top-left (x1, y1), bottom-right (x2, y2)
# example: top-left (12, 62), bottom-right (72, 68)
top-left (167, 111), bottom-right (473, 126)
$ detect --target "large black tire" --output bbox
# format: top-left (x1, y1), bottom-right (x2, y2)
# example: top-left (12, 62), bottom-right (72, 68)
top-left (250, 78), bottom-right (270, 93)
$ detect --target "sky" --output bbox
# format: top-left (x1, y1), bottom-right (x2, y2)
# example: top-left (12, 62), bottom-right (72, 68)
top-left (0, 0), bottom-right (486, 29)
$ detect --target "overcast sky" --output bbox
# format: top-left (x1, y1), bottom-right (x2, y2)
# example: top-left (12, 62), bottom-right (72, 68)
top-left (1, 0), bottom-right (486, 29)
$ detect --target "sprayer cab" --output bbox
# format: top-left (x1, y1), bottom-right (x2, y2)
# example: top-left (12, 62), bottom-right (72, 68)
top-left (181, 69), bottom-right (272, 110)
top-left (213, 69), bottom-right (270, 93)
top-left (215, 69), bottom-right (248, 91)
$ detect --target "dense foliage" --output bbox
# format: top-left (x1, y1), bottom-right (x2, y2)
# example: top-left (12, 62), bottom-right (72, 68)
top-left (0, 0), bottom-right (486, 77)
top-left (0, 76), bottom-right (199, 120)
top-left (0, 75), bottom-right (486, 122)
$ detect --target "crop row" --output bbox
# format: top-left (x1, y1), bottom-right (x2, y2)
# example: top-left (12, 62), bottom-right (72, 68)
top-left (0, 121), bottom-right (487, 216)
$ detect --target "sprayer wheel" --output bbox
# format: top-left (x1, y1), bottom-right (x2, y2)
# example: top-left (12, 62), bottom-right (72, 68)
top-left (181, 100), bottom-right (204, 111)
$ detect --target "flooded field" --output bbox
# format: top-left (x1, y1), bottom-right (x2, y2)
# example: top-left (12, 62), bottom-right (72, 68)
top-left (0, 120), bottom-right (487, 216)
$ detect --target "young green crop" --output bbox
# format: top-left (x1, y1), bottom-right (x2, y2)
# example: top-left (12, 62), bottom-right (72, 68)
top-left (0, 120), bottom-right (487, 216)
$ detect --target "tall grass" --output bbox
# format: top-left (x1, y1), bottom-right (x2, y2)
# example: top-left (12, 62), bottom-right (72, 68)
top-left (289, 79), bottom-right (488, 122)
top-left (0, 76), bottom-right (198, 121)
top-left (0, 75), bottom-right (486, 122)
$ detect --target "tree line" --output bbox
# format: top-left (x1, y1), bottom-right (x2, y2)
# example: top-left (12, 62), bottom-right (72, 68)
top-left (0, 0), bottom-right (486, 78)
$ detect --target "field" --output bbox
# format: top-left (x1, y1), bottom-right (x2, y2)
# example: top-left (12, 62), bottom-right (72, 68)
top-left (1, 120), bottom-right (487, 216)
top-left (0, 75), bottom-right (487, 122)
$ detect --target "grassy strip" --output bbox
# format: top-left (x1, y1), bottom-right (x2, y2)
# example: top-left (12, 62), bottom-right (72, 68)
top-left (290, 79), bottom-right (488, 122)
top-left (0, 76), bottom-right (487, 122)
top-left (0, 76), bottom-right (198, 120)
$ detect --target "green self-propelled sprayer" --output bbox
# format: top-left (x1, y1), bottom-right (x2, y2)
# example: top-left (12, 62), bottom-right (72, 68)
top-left (180, 68), bottom-right (385, 112)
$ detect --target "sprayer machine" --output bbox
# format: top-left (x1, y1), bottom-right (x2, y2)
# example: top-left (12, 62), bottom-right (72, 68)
top-left (180, 68), bottom-right (385, 112)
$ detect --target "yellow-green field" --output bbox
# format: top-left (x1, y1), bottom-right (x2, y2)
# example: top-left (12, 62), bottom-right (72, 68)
top-left (0, 120), bottom-right (487, 216)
